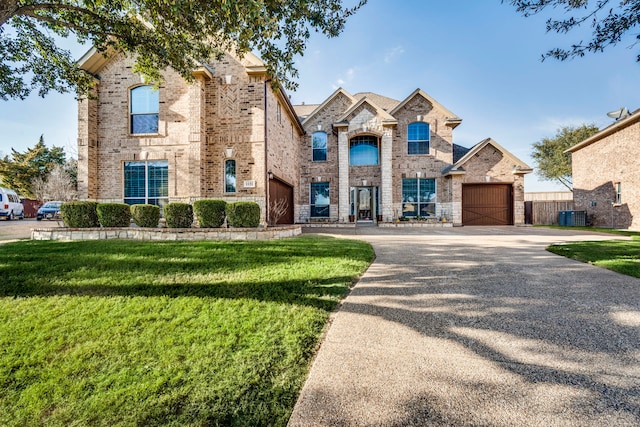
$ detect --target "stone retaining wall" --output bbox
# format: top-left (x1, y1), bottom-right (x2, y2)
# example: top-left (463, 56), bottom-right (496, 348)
top-left (32, 226), bottom-right (301, 241)
top-left (379, 222), bottom-right (454, 228)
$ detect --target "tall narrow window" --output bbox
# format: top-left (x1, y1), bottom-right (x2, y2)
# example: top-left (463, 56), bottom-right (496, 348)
top-left (130, 85), bottom-right (159, 134)
top-left (615, 182), bottom-right (622, 204)
top-left (349, 136), bottom-right (379, 166)
top-left (312, 132), bottom-right (327, 161)
top-left (402, 178), bottom-right (436, 217)
top-left (408, 122), bottom-right (430, 155)
top-left (310, 182), bottom-right (330, 217)
top-left (124, 160), bottom-right (168, 207)
top-left (225, 160), bottom-right (236, 193)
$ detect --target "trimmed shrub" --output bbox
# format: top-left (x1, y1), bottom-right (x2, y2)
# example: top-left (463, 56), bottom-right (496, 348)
top-left (193, 199), bottom-right (227, 228)
top-left (226, 202), bottom-right (260, 228)
top-left (130, 204), bottom-right (160, 228)
top-left (97, 203), bottom-right (131, 227)
top-left (60, 201), bottom-right (99, 228)
top-left (164, 202), bottom-right (193, 228)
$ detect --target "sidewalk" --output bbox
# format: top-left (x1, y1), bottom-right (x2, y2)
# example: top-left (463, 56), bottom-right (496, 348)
top-left (288, 227), bottom-right (640, 426)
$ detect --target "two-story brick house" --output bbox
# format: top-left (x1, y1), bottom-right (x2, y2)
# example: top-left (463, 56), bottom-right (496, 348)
top-left (77, 48), bottom-right (531, 226)
top-left (77, 48), bottom-right (302, 225)
top-left (294, 88), bottom-right (532, 225)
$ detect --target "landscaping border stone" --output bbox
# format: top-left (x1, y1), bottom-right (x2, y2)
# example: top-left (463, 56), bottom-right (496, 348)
top-left (31, 225), bottom-right (301, 241)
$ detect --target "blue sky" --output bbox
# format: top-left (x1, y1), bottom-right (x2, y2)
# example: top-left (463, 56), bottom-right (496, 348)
top-left (1, 0), bottom-right (638, 192)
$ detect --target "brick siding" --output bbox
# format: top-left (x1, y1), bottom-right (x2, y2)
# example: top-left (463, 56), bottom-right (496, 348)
top-left (572, 119), bottom-right (640, 230)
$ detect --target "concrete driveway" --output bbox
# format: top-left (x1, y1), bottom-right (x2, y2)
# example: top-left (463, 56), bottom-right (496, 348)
top-left (0, 218), bottom-right (59, 242)
top-left (289, 227), bottom-right (640, 426)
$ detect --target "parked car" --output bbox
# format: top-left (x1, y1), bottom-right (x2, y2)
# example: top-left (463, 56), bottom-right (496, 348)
top-left (37, 201), bottom-right (63, 221)
top-left (0, 187), bottom-right (25, 220)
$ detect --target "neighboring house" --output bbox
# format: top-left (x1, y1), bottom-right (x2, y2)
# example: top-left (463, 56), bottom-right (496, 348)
top-left (76, 49), bottom-right (531, 226)
top-left (294, 89), bottom-right (532, 225)
top-left (77, 48), bottom-right (303, 225)
top-left (567, 109), bottom-right (640, 230)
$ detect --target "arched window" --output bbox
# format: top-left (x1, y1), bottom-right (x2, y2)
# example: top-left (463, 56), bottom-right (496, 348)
top-left (130, 85), bottom-right (159, 134)
top-left (225, 160), bottom-right (236, 193)
top-left (312, 132), bottom-right (327, 161)
top-left (349, 136), bottom-right (379, 166)
top-left (408, 122), bottom-right (430, 155)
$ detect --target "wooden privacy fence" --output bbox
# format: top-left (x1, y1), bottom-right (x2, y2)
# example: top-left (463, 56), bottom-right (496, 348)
top-left (525, 201), bottom-right (575, 225)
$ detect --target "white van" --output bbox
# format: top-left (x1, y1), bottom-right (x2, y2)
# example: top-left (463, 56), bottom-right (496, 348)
top-left (0, 187), bottom-right (25, 220)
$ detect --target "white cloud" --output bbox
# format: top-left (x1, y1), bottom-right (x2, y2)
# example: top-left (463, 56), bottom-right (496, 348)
top-left (332, 67), bottom-right (357, 89)
top-left (384, 46), bottom-right (405, 64)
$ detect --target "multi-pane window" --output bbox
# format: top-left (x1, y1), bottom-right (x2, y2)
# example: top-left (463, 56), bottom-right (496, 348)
top-left (130, 85), bottom-right (159, 134)
top-left (124, 160), bottom-right (168, 207)
top-left (310, 182), bottom-right (330, 217)
top-left (408, 122), bottom-right (430, 155)
top-left (225, 160), bottom-right (236, 193)
top-left (312, 132), bottom-right (327, 161)
top-left (349, 136), bottom-right (379, 166)
top-left (402, 178), bottom-right (436, 217)
top-left (615, 182), bottom-right (622, 204)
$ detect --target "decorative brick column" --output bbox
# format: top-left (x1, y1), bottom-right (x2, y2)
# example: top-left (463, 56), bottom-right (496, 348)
top-left (77, 85), bottom-right (99, 200)
top-left (337, 128), bottom-right (350, 222)
top-left (513, 174), bottom-right (526, 225)
top-left (381, 127), bottom-right (393, 221)
top-left (188, 76), bottom-right (206, 198)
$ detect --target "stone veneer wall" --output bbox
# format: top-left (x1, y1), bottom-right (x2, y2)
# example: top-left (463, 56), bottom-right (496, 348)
top-left (32, 225), bottom-right (301, 242)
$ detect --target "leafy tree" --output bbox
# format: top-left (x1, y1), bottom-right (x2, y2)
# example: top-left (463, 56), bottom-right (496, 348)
top-left (505, 0), bottom-right (640, 62)
top-left (531, 124), bottom-right (600, 190)
top-left (0, 0), bottom-right (367, 100)
top-left (0, 135), bottom-right (66, 197)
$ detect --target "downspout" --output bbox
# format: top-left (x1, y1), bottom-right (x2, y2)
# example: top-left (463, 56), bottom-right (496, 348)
top-left (264, 79), bottom-right (271, 226)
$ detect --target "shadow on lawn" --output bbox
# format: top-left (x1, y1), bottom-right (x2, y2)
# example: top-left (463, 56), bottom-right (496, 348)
top-left (0, 237), bottom-right (372, 310)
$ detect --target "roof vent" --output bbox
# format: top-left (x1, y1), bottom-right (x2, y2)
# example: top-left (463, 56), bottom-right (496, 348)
top-left (607, 107), bottom-right (630, 120)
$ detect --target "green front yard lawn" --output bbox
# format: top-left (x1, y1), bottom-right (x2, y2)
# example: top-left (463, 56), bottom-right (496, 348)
top-left (0, 236), bottom-right (374, 426)
top-left (547, 236), bottom-right (640, 278)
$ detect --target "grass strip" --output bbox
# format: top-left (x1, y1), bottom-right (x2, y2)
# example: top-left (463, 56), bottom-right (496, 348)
top-left (536, 225), bottom-right (640, 237)
top-left (0, 235), bottom-right (374, 426)
top-left (547, 236), bottom-right (640, 278)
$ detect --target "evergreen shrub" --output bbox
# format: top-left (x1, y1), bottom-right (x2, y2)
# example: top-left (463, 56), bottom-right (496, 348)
top-left (130, 204), bottom-right (161, 228)
top-left (97, 203), bottom-right (131, 227)
top-left (60, 201), bottom-right (99, 228)
top-left (193, 199), bottom-right (227, 228)
top-left (226, 202), bottom-right (260, 228)
top-left (164, 203), bottom-right (193, 228)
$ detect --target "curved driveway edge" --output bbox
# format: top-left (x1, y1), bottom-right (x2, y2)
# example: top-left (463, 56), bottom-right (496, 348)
top-left (289, 227), bottom-right (640, 426)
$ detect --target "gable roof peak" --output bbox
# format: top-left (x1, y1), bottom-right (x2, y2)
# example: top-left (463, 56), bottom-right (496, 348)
top-left (336, 94), bottom-right (397, 124)
top-left (299, 87), bottom-right (356, 126)
top-left (352, 92), bottom-right (400, 112)
top-left (451, 137), bottom-right (532, 174)
top-left (391, 88), bottom-right (462, 128)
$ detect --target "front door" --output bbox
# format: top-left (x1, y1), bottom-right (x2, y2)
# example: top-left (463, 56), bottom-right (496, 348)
top-left (357, 187), bottom-right (373, 221)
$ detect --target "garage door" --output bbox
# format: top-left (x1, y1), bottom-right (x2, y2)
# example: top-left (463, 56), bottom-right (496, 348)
top-left (269, 178), bottom-right (294, 225)
top-left (462, 184), bottom-right (513, 225)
